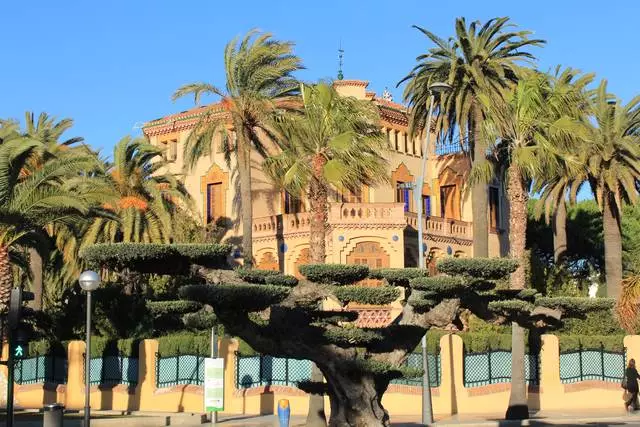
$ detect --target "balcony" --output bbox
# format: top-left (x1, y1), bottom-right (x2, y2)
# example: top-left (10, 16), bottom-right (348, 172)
top-left (404, 212), bottom-right (472, 241)
top-left (252, 202), bottom-right (472, 242)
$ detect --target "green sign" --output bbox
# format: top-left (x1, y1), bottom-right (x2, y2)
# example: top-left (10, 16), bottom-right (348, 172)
top-left (13, 344), bottom-right (24, 358)
top-left (204, 358), bottom-right (224, 412)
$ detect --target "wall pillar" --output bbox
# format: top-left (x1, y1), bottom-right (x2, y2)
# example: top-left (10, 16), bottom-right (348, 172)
top-left (437, 334), bottom-right (455, 415)
top-left (624, 335), bottom-right (640, 363)
top-left (220, 338), bottom-right (239, 415)
top-left (138, 339), bottom-right (158, 411)
top-left (539, 334), bottom-right (562, 410)
top-left (65, 341), bottom-right (85, 410)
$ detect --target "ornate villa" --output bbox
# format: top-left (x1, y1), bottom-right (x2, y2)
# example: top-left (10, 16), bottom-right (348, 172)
top-left (142, 79), bottom-right (508, 324)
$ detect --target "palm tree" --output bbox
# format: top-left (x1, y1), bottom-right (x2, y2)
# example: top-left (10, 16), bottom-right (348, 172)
top-left (264, 82), bottom-right (389, 263)
top-left (400, 17), bottom-right (544, 257)
top-left (263, 82), bottom-right (388, 427)
top-left (84, 136), bottom-right (190, 246)
top-left (579, 81), bottom-right (640, 298)
top-left (533, 68), bottom-right (594, 265)
top-left (474, 71), bottom-right (586, 419)
top-left (19, 112), bottom-right (86, 309)
top-left (173, 29), bottom-right (303, 268)
top-left (0, 122), bottom-right (98, 311)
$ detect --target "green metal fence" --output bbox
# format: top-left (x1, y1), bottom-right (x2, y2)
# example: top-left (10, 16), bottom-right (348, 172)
top-left (156, 352), bottom-right (205, 388)
top-left (390, 352), bottom-right (441, 387)
top-left (463, 349), bottom-right (539, 387)
top-left (15, 355), bottom-right (67, 385)
top-left (83, 354), bottom-right (138, 386)
top-left (559, 344), bottom-right (626, 384)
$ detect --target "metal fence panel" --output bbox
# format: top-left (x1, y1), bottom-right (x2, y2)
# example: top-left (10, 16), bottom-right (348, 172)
top-left (390, 353), bottom-right (441, 387)
top-left (15, 355), bottom-right (67, 385)
top-left (156, 353), bottom-right (205, 387)
top-left (559, 346), bottom-right (625, 384)
top-left (463, 350), bottom-right (539, 387)
top-left (87, 356), bottom-right (138, 386)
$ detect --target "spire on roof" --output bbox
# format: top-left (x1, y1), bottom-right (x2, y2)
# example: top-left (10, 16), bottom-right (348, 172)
top-left (337, 43), bottom-right (344, 80)
top-left (382, 87), bottom-right (393, 102)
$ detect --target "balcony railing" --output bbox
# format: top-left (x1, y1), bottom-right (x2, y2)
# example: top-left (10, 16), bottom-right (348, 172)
top-left (405, 212), bottom-right (472, 240)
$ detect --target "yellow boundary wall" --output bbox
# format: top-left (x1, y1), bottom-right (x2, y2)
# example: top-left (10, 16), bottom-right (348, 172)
top-left (6, 334), bottom-right (637, 416)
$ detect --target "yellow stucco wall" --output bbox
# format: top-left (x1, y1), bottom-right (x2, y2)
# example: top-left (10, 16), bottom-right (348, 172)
top-left (10, 334), bottom-right (636, 417)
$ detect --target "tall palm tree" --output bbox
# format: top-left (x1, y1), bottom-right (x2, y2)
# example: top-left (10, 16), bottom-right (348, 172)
top-left (474, 71), bottom-right (585, 419)
top-left (84, 136), bottom-right (190, 246)
top-left (0, 122), bottom-right (98, 311)
top-left (263, 82), bottom-right (388, 427)
top-left (532, 68), bottom-right (594, 265)
top-left (173, 29), bottom-right (303, 268)
top-left (400, 17), bottom-right (544, 257)
top-left (264, 82), bottom-right (389, 263)
top-left (580, 81), bottom-right (640, 298)
top-left (19, 112), bottom-right (86, 309)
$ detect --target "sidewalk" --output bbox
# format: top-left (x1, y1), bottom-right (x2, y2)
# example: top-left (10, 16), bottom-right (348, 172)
top-left (6, 409), bottom-right (640, 426)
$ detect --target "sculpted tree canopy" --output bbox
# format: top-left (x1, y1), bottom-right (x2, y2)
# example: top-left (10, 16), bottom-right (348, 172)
top-left (178, 258), bottom-right (609, 427)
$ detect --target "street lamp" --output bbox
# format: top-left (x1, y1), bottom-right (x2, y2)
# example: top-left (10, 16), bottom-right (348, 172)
top-left (414, 81), bottom-right (451, 426)
top-left (79, 270), bottom-right (101, 427)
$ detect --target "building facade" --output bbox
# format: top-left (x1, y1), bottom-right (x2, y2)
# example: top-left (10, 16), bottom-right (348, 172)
top-left (142, 79), bottom-right (508, 281)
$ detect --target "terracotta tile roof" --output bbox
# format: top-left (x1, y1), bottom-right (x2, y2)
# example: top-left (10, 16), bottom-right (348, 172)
top-left (142, 103), bottom-right (229, 137)
top-left (333, 79), bottom-right (369, 87)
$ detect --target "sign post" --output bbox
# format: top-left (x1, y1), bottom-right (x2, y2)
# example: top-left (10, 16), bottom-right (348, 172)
top-left (204, 357), bottom-right (224, 422)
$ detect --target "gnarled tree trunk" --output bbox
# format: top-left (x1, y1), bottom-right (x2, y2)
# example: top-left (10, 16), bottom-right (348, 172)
top-left (323, 365), bottom-right (390, 427)
top-left (306, 152), bottom-right (329, 426)
top-left (506, 165), bottom-right (529, 420)
top-left (552, 200), bottom-right (567, 265)
top-left (238, 127), bottom-right (254, 269)
top-left (471, 104), bottom-right (489, 257)
top-left (602, 191), bottom-right (622, 299)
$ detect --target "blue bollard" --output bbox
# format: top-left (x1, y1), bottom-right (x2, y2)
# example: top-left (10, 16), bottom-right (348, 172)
top-left (277, 399), bottom-right (290, 427)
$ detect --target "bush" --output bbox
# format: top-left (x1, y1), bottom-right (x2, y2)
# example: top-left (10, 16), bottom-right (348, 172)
top-left (324, 327), bottom-right (384, 347)
top-left (146, 300), bottom-right (202, 316)
top-left (299, 264), bottom-right (369, 285)
top-left (235, 268), bottom-right (281, 284)
top-left (535, 296), bottom-right (615, 315)
top-left (333, 286), bottom-right (400, 305)
top-left (410, 276), bottom-right (466, 295)
top-left (180, 284), bottom-right (290, 312)
top-left (437, 258), bottom-right (518, 279)
top-left (81, 243), bottom-right (232, 274)
top-left (558, 334), bottom-right (624, 352)
top-left (369, 268), bottom-right (428, 286)
top-left (264, 274), bottom-right (299, 287)
top-left (182, 311), bottom-right (217, 330)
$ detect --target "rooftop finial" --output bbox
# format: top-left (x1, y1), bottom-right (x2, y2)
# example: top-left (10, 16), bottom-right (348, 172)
top-left (337, 43), bottom-right (344, 80)
top-left (382, 87), bottom-right (393, 102)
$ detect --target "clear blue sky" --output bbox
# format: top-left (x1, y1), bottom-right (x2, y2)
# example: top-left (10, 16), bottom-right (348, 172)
top-left (1, 0), bottom-right (638, 158)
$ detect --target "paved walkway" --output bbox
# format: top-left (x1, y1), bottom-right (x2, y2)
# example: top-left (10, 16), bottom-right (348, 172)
top-left (6, 409), bottom-right (640, 426)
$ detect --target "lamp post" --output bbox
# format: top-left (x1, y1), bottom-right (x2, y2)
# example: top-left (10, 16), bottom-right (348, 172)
top-left (414, 82), bottom-right (451, 426)
top-left (79, 270), bottom-right (101, 427)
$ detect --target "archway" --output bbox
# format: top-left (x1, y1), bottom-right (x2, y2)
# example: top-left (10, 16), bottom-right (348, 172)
top-left (256, 252), bottom-right (279, 271)
top-left (293, 248), bottom-right (310, 279)
top-left (346, 241), bottom-right (390, 287)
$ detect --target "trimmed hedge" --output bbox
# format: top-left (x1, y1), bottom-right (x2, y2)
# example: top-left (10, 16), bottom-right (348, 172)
top-left (558, 334), bottom-right (624, 352)
top-left (333, 286), bottom-right (400, 305)
top-left (81, 243), bottom-right (232, 274)
top-left (410, 276), bottom-right (466, 295)
top-left (437, 258), bottom-right (518, 279)
top-left (235, 268), bottom-right (281, 284)
top-left (299, 264), bottom-right (369, 285)
top-left (324, 327), bottom-right (384, 347)
top-left (146, 300), bottom-right (202, 316)
top-left (180, 283), bottom-right (290, 312)
top-left (369, 268), bottom-right (428, 286)
top-left (264, 274), bottom-right (299, 287)
top-left (535, 296), bottom-right (616, 315)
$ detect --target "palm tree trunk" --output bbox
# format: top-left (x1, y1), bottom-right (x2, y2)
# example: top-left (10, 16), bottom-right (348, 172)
top-left (603, 191), bottom-right (623, 299)
top-left (306, 153), bottom-right (328, 426)
top-left (505, 165), bottom-right (529, 420)
top-left (28, 248), bottom-right (43, 310)
top-left (0, 245), bottom-right (12, 312)
top-left (471, 104), bottom-right (489, 257)
top-left (238, 128), bottom-right (254, 269)
top-left (552, 200), bottom-right (567, 265)
top-left (309, 154), bottom-right (328, 264)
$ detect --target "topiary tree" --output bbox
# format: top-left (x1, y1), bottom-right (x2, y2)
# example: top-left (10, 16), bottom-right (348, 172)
top-left (180, 258), bottom-right (611, 427)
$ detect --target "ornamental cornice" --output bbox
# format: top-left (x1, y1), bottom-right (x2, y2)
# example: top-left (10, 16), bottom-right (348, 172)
top-left (424, 234), bottom-right (473, 246)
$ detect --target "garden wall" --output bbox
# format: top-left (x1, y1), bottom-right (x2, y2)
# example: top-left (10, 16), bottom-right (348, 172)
top-left (4, 334), bottom-right (639, 417)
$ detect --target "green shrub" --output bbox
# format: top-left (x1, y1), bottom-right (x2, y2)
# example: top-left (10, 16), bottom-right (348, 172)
top-left (437, 258), bottom-right (518, 279)
top-left (182, 311), bottom-right (217, 330)
top-left (299, 264), bottom-right (369, 285)
top-left (535, 296), bottom-right (615, 315)
top-left (558, 334), bottom-right (624, 352)
top-left (559, 309), bottom-right (624, 335)
top-left (332, 286), bottom-right (400, 305)
top-left (146, 300), bottom-right (202, 316)
top-left (81, 243), bottom-right (231, 274)
top-left (173, 243), bottom-right (232, 268)
top-left (157, 332), bottom-right (211, 356)
top-left (369, 268), bottom-right (428, 286)
top-left (180, 284), bottom-right (290, 312)
top-left (264, 274), bottom-right (299, 287)
top-left (235, 268), bottom-right (281, 284)
top-left (410, 276), bottom-right (465, 295)
top-left (323, 327), bottom-right (384, 347)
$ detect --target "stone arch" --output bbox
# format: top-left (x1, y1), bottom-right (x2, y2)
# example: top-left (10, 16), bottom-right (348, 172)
top-left (454, 250), bottom-right (467, 258)
top-left (289, 246), bottom-right (310, 279)
top-left (339, 235), bottom-right (399, 265)
top-left (199, 163), bottom-right (229, 224)
top-left (346, 241), bottom-right (390, 287)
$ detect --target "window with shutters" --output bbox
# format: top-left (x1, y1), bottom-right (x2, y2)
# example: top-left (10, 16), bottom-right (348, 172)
top-left (206, 183), bottom-right (224, 224)
top-left (489, 186), bottom-right (501, 229)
